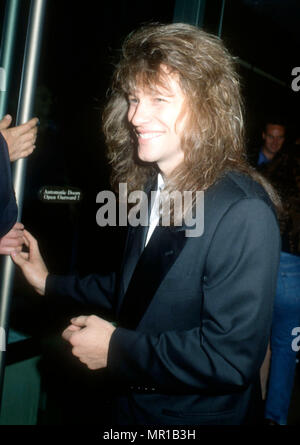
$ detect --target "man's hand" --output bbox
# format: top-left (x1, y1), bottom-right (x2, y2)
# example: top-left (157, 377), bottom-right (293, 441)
top-left (62, 315), bottom-right (116, 370)
top-left (0, 114), bottom-right (38, 162)
top-left (0, 223), bottom-right (24, 255)
top-left (11, 229), bottom-right (48, 295)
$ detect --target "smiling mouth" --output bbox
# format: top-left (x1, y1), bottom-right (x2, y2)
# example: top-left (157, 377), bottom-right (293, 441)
top-left (138, 132), bottom-right (162, 140)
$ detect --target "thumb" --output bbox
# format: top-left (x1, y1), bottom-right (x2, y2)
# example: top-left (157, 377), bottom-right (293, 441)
top-left (70, 315), bottom-right (89, 327)
top-left (0, 114), bottom-right (12, 130)
top-left (11, 251), bottom-right (28, 267)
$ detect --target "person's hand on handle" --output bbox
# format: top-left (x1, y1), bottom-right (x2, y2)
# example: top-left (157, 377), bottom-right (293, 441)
top-left (0, 223), bottom-right (25, 255)
top-left (0, 114), bottom-right (39, 162)
top-left (11, 229), bottom-right (48, 295)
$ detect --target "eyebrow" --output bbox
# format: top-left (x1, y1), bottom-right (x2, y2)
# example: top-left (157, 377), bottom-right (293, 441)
top-left (128, 89), bottom-right (175, 98)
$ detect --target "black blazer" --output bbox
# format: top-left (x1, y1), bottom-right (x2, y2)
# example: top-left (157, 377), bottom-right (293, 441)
top-left (47, 170), bottom-right (281, 425)
top-left (0, 133), bottom-right (17, 238)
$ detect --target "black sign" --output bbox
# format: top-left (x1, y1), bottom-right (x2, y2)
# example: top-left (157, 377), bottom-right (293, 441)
top-left (39, 186), bottom-right (82, 203)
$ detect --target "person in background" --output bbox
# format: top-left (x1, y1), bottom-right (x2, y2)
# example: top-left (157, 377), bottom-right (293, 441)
top-left (0, 114), bottom-right (38, 254)
top-left (249, 119), bottom-right (286, 402)
top-left (249, 119), bottom-right (286, 167)
top-left (257, 129), bottom-right (300, 425)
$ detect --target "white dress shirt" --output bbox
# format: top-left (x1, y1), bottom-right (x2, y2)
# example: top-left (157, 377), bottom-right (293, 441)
top-left (145, 173), bottom-right (164, 247)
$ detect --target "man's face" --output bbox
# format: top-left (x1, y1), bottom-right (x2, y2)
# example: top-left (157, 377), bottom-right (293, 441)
top-left (127, 70), bottom-right (186, 177)
top-left (262, 124), bottom-right (285, 156)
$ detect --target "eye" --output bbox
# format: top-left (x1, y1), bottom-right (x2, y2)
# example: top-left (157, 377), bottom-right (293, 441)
top-left (152, 97), bottom-right (167, 105)
top-left (128, 96), bottom-right (138, 105)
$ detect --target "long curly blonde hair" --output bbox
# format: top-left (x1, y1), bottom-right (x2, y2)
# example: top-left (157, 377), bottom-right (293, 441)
top-left (102, 23), bottom-right (280, 215)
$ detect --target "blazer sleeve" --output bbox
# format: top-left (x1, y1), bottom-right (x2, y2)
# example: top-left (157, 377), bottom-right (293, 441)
top-left (0, 133), bottom-right (18, 238)
top-left (107, 198), bottom-right (281, 393)
top-left (45, 272), bottom-right (117, 316)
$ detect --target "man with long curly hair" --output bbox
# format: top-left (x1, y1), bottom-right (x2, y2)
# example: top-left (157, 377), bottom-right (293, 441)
top-left (13, 23), bottom-right (281, 425)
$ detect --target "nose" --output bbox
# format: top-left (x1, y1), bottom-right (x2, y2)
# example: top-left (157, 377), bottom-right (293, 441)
top-left (128, 101), bottom-right (151, 127)
top-left (273, 138), bottom-right (281, 146)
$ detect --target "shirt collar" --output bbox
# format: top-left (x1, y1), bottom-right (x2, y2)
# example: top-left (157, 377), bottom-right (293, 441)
top-left (157, 173), bottom-right (165, 191)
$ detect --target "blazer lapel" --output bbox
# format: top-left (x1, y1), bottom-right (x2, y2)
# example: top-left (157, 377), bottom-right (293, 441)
top-left (119, 176), bottom-right (157, 298)
top-left (117, 225), bottom-right (187, 330)
top-left (120, 223), bottom-right (148, 298)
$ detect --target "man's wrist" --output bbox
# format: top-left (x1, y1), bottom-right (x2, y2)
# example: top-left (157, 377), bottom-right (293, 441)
top-left (36, 272), bottom-right (49, 296)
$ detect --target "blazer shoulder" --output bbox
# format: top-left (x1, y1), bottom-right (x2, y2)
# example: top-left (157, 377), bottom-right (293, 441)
top-left (205, 170), bottom-right (277, 221)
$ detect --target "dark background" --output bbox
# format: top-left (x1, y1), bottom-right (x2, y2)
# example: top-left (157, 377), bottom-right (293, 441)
top-left (0, 0), bottom-right (299, 425)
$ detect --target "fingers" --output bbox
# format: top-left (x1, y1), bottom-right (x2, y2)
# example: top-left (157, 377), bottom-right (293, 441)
top-left (0, 236), bottom-right (23, 248)
top-left (0, 114), bottom-right (12, 130)
top-left (62, 324), bottom-right (82, 342)
top-left (8, 229), bottom-right (38, 261)
top-left (5, 228), bottom-right (40, 255)
top-left (1, 229), bottom-right (24, 244)
top-left (23, 229), bottom-right (38, 249)
top-left (23, 235), bottom-right (30, 249)
top-left (4, 223), bottom-right (24, 238)
top-left (2, 117), bottom-right (39, 161)
top-left (0, 116), bottom-right (38, 137)
top-left (0, 223), bottom-right (25, 254)
top-left (17, 128), bottom-right (38, 143)
top-left (8, 228), bottom-right (48, 296)
top-left (62, 316), bottom-right (89, 343)
top-left (62, 328), bottom-right (72, 342)
top-left (12, 222), bottom-right (24, 231)
top-left (23, 229), bottom-right (37, 243)
top-left (12, 143), bottom-right (36, 160)
top-left (12, 117), bottom-right (39, 137)
top-left (22, 230), bottom-right (42, 262)
top-left (9, 127), bottom-right (37, 153)
top-left (70, 315), bottom-right (89, 327)
top-left (10, 250), bottom-right (29, 266)
top-left (0, 246), bottom-right (22, 255)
